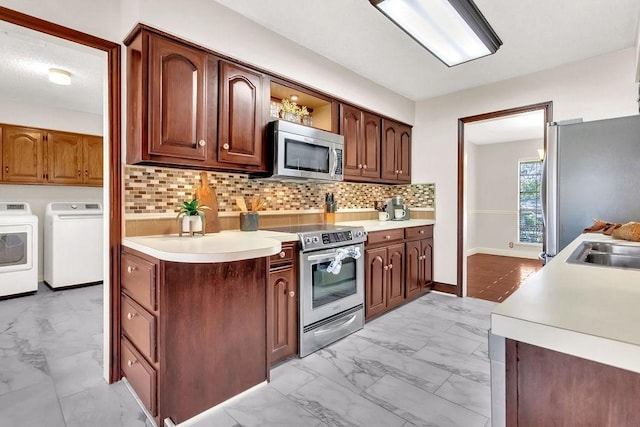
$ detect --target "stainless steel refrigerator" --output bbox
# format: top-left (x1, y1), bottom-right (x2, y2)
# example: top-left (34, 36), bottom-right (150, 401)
top-left (541, 114), bottom-right (640, 263)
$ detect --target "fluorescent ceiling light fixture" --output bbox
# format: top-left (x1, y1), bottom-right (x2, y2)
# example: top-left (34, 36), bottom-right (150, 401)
top-left (370, 0), bottom-right (502, 66)
top-left (48, 68), bottom-right (71, 85)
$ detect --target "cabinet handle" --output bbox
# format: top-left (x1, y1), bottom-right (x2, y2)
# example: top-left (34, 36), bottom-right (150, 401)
top-left (383, 265), bottom-right (389, 271)
top-left (385, 235), bottom-right (391, 239)
top-left (127, 265), bottom-right (137, 274)
top-left (363, 164), bottom-right (367, 169)
top-left (85, 170), bottom-right (88, 176)
top-left (223, 143), bottom-right (229, 150)
top-left (126, 312), bottom-right (136, 320)
top-left (279, 251), bottom-right (286, 258)
top-left (394, 170), bottom-right (399, 174)
top-left (198, 139), bottom-right (206, 147)
top-left (77, 170), bottom-right (81, 177)
top-left (399, 170), bottom-right (403, 174)
top-left (358, 164), bottom-right (362, 169)
top-left (289, 290), bottom-right (295, 298)
top-left (420, 230), bottom-right (424, 234)
top-left (388, 264), bottom-right (393, 270)
top-left (127, 359), bottom-right (136, 368)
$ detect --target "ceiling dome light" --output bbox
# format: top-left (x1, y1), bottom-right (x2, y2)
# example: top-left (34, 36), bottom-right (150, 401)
top-left (48, 68), bottom-right (71, 85)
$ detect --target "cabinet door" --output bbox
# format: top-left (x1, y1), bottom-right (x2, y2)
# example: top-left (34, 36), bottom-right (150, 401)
top-left (340, 104), bottom-right (363, 179)
top-left (361, 112), bottom-right (381, 179)
top-left (83, 135), bottom-right (103, 186)
top-left (47, 131), bottom-right (82, 184)
top-left (218, 61), bottom-right (266, 169)
top-left (380, 120), bottom-right (398, 181)
top-left (268, 265), bottom-right (298, 365)
top-left (397, 124), bottom-right (411, 183)
top-left (148, 35), bottom-right (208, 160)
top-left (421, 238), bottom-right (433, 292)
top-left (386, 243), bottom-right (405, 309)
top-left (365, 247), bottom-right (387, 320)
top-left (2, 126), bottom-right (44, 183)
top-left (405, 239), bottom-right (422, 300)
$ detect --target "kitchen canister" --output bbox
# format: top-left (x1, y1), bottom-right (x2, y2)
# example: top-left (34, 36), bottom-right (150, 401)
top-left (240, 212), bottom-right (259, 231)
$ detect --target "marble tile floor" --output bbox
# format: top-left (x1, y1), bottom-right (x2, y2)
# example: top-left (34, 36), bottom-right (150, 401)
top-left (0, 283), bottom-right (497, 427)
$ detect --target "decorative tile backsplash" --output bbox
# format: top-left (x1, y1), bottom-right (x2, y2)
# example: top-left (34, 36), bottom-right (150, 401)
top-left (124, 165), bottom-right (435, 215)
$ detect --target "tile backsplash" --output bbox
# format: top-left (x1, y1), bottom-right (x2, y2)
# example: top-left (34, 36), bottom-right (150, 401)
top-left (124, 165), bottom-right (435, 215)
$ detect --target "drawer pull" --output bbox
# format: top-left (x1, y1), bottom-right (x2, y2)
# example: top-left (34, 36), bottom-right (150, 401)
top-left (126, 312), bottom-right (136, 320)
top-left (385, 235), bottom-right (391, 239)
top-left (288, 290), bottom-right (295, 298)
top-left (420, 230), bottom-right (425, 234)
top-left (127, 265), bottom-right (137, 274)
top-left (198, 139), bottom-right (206, 147)
top-left (279, 251), bottom-right (286, 258)
top-left (127, 359), bottom-right (137, 368)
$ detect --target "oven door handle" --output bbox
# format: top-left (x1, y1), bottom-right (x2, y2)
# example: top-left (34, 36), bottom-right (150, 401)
top-left (306, 246), bottom-right (361, 262)
top-left (313, 313), bottom-right (358, 336)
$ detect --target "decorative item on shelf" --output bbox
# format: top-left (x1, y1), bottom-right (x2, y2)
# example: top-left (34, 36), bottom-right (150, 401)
top-left (281, 98), bottom-right (311, 124)
top-left (176, 199), bottom-right (209, 236)
top-left (237, 195), bottom-right (265, 231)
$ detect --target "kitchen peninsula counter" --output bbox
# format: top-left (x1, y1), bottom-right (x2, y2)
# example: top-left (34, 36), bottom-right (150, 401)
top-left (491, 232), bottom-right (640, 373)
top-left (122, 229), bottom-right (298, 263)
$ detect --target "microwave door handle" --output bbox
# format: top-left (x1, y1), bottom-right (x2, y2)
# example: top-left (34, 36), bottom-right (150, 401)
top-left (331, 148), bottom-right (338, 177)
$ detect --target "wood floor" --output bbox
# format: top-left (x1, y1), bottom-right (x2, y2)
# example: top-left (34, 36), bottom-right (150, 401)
top-left (467, 254), bottom-right (542, 302)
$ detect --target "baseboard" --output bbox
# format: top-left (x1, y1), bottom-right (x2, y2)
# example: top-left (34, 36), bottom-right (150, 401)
top-left (432, 282), bottom-right (457, 295)
top-left (467, 247), bottom-right (540, 260)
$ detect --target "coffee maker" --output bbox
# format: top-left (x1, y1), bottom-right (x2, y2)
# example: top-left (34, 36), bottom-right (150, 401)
top-left (385, 195), bottom-right (410, 221)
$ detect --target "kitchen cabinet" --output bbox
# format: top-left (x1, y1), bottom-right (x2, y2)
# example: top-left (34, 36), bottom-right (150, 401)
top-left (1, 125), bottom-right (103, 186)
top-left (381, 119), bottom-right (411, 183)
top-left (340, 104), bottom-right (380, 182)
top-left (365, 228), bottom-right (406, 320)
top-left (218, 60), bottom-right (268, 170)
top-left (267, 242), bottom-right (298, 365)
top-left (505, 339), bottom-right (640, 426)
top-left (405, 226), bottom-right (434, 301)
top-left (120, 246), bottom-right (268, 425)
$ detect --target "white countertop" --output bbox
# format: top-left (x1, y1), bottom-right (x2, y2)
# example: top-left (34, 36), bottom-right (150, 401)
top-left (122, 230), bottom-right (298, 263)
top-left (491, 233), bottom-right (640, 373)
top-left (122, 220), bottom-right (435, 263)
top-left (337, 219), bottom-right (436, 232)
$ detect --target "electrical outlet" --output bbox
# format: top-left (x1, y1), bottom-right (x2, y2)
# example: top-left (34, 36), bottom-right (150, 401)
top-left (509, 241), bottom-right (514, 248)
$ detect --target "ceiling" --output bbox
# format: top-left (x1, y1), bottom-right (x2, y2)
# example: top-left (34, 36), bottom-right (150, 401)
top-left (213, 0), bottom-right (640, 102)
top-left (465, 110), bottom-right (545, 145)
top-left (0, 20), bottom-right (105, 116)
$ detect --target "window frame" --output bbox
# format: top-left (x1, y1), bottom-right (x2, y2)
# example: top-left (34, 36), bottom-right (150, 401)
top-left (517, 158), bottom-right (543, 245)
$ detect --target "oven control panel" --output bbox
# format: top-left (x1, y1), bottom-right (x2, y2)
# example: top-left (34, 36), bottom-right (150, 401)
top-left (300, 227), bottom-right (367, 251)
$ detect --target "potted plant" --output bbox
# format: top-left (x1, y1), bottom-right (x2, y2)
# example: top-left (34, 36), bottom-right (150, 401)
top-left (176, 199), bottom-right (209, 234)
top-left (281, 99), bottom-right (310, 124)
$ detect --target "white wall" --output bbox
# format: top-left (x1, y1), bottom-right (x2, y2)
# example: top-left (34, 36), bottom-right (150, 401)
top-left (469, 139), bottom-right (542, 259)
top-left (0, 99), bottom-right (103, 135)
top-left (414, 48), bottom-right (639, 286)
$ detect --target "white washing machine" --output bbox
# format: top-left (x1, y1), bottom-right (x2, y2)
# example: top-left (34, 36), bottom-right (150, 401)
top-left (44, 202), bottom-right (104, 289)
top-left (0, 202), bottom-right (38, 297)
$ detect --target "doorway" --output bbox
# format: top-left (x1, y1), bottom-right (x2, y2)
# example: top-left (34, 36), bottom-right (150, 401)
top-left (457, 102), bottom-right (552, 299)
top-left (0, 6), bottom-right (121, 382)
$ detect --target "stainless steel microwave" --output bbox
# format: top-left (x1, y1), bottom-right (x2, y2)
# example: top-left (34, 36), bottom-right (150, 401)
top-left (252, 120), bottom-right (344, 182)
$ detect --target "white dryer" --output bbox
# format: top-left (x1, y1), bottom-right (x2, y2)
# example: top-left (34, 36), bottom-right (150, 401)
top-left (44, 202), bottom-right (103, 289)
top-left (0, 202), bottom-right (38, 297)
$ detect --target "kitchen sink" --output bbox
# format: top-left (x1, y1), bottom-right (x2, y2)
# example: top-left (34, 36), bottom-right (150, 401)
top-left (567, 241), bottom-right (640, 270)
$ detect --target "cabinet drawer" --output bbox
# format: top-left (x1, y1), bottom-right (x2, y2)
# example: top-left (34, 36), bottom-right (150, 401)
top-left (405, 225), bottom-right (433, 240)
top-left (269, 243), bottom-right (296, 268)
top-left (121, 337), bottom-right (157, 416)
top-left (121, 294), bottom-right (157, 363)
top-left (367, 228), bottom-right (405, 246)
top-left (121, 252), bottom-right (157, 312)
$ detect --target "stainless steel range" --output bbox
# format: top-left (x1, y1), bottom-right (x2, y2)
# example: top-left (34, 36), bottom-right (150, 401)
top-left (265, 224), bottom-right (367, 356)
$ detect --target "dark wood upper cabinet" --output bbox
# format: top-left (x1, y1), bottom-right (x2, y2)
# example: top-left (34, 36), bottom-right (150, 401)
top-left (381, 119), bottom-right (412, 183)
top-left (148, 35), bottom-right (208, 161)
top-left (340, 104), bottom-right (381, 182)
top-left (218, 61), bottom-right (267, 170)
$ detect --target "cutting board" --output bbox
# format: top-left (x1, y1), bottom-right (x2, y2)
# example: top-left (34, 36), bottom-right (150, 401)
top-left (194, 171), bottom-right (220, 233)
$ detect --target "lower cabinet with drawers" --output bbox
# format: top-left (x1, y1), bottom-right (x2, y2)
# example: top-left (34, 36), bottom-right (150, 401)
top-left (120, 246), bottom-right (268, 426)
top-left (364, 225), bottom-right (434, 321)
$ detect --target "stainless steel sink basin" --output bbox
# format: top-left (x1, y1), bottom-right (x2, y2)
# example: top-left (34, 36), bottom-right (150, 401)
top-left (567, 241), bottom-right (640, 270)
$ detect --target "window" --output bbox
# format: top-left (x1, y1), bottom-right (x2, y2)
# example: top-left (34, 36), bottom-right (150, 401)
top-left (518, 160), bottom-right (543, 244)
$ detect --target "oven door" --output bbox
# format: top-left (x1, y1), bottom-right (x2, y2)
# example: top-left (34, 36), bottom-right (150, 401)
top-left (300, 244), bottom-right (364, 326)
top-left (0, 224), bottom-right (33, 273)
